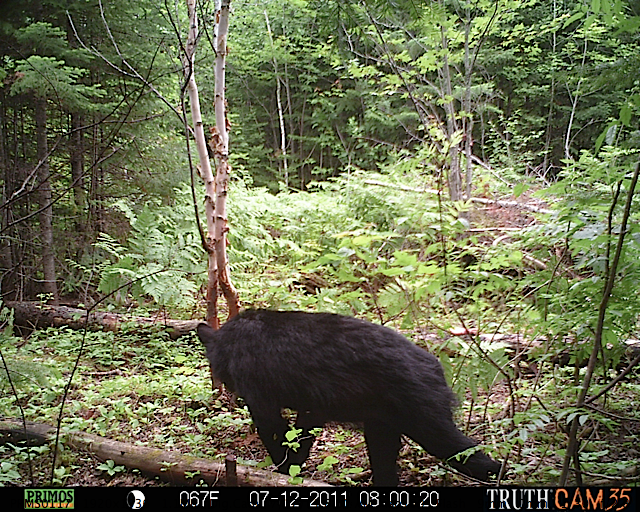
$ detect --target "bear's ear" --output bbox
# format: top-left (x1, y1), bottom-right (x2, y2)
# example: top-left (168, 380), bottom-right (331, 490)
top-left (197, 323), bottom-right (217, 347)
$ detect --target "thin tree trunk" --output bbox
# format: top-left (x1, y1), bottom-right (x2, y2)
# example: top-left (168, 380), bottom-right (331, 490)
top-left (70, 114), bottom-right (85, 220)
top-left (0, 90), bottom-right (14, 298)
top-left (299, 90), bottom-right (307, 187)
top-left (440, 26), bottom-right (461, 201)
top-left (284, 64), bottom-right (295, 181)
top-left (34, 97), bottom-right (59, 304)
top-left (463, 13), bottom-right (473, 201)
top-left (67, 14), bottom-right (87, 236)
top-left (184, 0), bottom-right (238, 328)
top-left (184, 0), bottom-right (219, 327)
top-left (70, 113), bottom-right (87, 247)
top-left (543, 78), bottom-right (556, 172)
top-left (264, 10), bottom-right (288, 187)
top-left (282, 4), bottom-right (295, 180)
top-left (89, 115), bottom-right (103, 235)
top-left (542, 0), bottom-right (558, 173)
top-left (213, 0), bottom-right (239, 321)
top-left (564, 79), bottom-right (581, 160)
top-left (564, 36), bottom-right (588, 160)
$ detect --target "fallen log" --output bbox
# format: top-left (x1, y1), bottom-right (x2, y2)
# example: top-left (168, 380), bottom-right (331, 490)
top-left (0, 419), bottom-right (330, 487)
top-left (5, 301), bottom-right (200, 340)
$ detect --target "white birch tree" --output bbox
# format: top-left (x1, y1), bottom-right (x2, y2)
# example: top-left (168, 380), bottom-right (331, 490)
top-left (184, 0), bottom-right (238, 328)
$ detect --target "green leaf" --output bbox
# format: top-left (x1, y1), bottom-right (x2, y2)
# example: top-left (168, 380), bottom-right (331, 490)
top-left (380, 267), bottom-right (410, 277)
top-left (317, 456), bottom-right (339, 471)
top-left (513, 183), bottom-right (529, 198)
top-left (619, 104), bottom-right (632, 127)
top-left (288, 465), bottom-right (301, 477)
top-left (391, 251), bottom-right (418, 267)
top-left (563, 11), bottom-right (585, 28)
top-left (285, 427), bottom-right (303, 442)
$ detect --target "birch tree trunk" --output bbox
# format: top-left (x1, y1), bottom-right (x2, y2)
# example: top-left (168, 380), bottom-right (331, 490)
top-left (212, 0), bottom-right (240, 323)
top-left (264, 10), bottom-right (288, 187)
top-left (564, 35), bottom-right (588, 160)
top-left (184, 0), bottom-right (217, 325)
top-left (184, 0), bottom-right (238, 328)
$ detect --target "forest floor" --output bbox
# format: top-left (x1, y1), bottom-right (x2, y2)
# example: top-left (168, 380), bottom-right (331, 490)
top-left (14, 387), bottom-right (505, 487)
top-left (14, 377), bottom-right (640, 488)
top-left (5, 199), bottom-right (639, 488)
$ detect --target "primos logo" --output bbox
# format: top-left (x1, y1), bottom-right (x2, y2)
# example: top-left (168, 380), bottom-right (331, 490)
top-left (24, 489), bottom-right (75, 509)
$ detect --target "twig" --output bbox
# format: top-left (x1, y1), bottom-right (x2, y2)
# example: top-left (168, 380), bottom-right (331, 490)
top-left (585, 352), bottom-right (640, 405)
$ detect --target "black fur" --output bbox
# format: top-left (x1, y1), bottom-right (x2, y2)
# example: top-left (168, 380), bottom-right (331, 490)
top-left (197, 309), bottom-right (500, 485)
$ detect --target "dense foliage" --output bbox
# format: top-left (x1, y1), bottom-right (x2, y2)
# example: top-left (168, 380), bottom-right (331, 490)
top-left (0, 0), bottom-right (639, 488)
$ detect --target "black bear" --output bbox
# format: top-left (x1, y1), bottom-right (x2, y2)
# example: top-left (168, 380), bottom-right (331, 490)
top-left (197, 309), bottom-right (500, 486)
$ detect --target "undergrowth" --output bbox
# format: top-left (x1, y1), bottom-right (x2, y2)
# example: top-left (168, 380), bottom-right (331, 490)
top-left (1, 151), bottom-right (640, 486)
